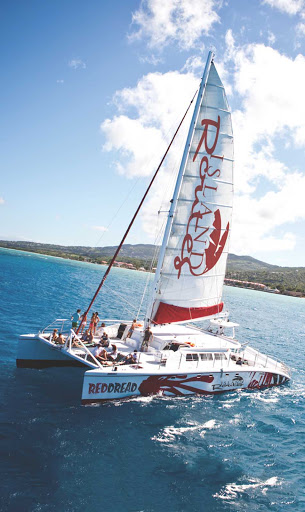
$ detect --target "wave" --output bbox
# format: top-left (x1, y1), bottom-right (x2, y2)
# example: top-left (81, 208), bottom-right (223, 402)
top-left (152, 419), bottom-right (219, 443)
top-left (214, 476), bottom-right (281, 501)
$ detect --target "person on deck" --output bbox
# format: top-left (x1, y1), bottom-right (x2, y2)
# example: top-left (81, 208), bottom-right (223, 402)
top-left (82, 330), bottom-right (93, 343)
top-left (107, 344), bottom-right (118, 361)
top-left (93, 312), bottom-right (100, 335)
top-left (99, 322), bottom-right (106, 336)
top-left (71, 309), bottom-right (81, 330)
top-left (93, 344), bottom-right (108, 362)
top-left (56, 333), bottom-right (65, 345)
top-left (100, 332), bottom-right (109, 347)
top-left (89, 313), bottom-right (95, 335)
top-left (127, 319), bottom-right (137, 338)
top-left (236, 357), bottom-right (243, 366)
top-left (79, 313), bottom-right (87, 334)
top-left (141, 326), bottom-right (153, 352)
top-left (125, 350), bottom-right (138, 364)
top-left (51, 329), bottom-right (58, 342)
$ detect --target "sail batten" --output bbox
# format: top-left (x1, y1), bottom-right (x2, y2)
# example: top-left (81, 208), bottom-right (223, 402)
top-left (149, 53), bottom-right (233, 326)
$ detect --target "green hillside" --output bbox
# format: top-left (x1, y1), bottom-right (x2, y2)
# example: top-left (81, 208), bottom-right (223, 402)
top-left (1, 241), bottom-right (304, 297)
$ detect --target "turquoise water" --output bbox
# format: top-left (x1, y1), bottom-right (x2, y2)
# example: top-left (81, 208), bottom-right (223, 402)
top-left (1, 248), bottom-right (305, 511)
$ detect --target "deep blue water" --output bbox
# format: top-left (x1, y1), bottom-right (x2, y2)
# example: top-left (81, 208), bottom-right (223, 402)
top-left (1, 248), bottom-right (305, 511)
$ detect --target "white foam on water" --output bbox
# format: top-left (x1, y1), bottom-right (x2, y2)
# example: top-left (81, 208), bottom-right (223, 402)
top-left (229, 414), bottom-right (241, 425)
top-left (253, 394), bottom-right (279, 404)
top-left (214, 476), bottom-right (281, 501)
top-left (152, 419), bottom-right (219, 443)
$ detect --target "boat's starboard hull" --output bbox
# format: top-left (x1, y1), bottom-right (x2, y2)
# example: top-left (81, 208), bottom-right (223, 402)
top-left (81, 368), bottom-right (290, 404)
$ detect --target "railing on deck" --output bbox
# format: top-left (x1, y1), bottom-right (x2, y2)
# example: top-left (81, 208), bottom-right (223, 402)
top-left (41, 319), bottom-right (70, 335)
top-left (158, 346), bottom-right (289, 375)
top-left (64, 330), bottom-right (103, 368)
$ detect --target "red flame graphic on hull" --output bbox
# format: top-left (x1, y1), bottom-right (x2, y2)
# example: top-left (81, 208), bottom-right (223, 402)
top-left (248, 372), bottom-right (288, 389)
top-left (138, 374), bottom-right (214, 396)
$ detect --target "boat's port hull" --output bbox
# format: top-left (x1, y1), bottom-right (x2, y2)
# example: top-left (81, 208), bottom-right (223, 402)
top-left (81, 368), bottom-right (290, 404)
top-left (17, 335), bottom-right (88, 369)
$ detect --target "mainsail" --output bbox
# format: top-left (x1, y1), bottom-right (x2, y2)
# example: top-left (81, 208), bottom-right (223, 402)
top-left (149, 53), bottom-right (233, 325)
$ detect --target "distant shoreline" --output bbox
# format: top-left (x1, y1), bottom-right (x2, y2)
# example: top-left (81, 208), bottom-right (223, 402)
top-left (1, 241), bottom-right (304, 298)
top-left (0, 246), bottom-right (151, 274)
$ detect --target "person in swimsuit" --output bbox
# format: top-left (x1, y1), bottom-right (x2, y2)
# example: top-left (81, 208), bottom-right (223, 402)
top-left (51, 329), bottom-right (58, 342)
top-left (89, 313), bottom-right (95, 335)
top-left (127, 319), bottom-right (137, 338)
top-left (79, 313), bottom-right (87, 334)
top-left (93, 312), bottom-right (100, 335)
top-left (56, 333), bottom-right (65, 345)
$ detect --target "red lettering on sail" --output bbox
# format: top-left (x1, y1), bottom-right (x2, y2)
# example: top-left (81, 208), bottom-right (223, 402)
top-left (174, 116), bottom-right (229, 279)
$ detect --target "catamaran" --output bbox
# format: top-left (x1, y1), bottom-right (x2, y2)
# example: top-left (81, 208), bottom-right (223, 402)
top-left (17, 52), bottom-right (290, 403)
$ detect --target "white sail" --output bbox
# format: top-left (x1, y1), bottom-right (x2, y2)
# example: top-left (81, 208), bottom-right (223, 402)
top-left (150, 55), bottom-right (233, 324)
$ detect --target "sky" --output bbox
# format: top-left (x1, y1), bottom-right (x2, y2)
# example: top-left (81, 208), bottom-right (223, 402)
top-left (2, 0), bottom-right (305, 266)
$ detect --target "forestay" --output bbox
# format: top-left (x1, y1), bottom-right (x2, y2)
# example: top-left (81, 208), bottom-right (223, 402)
top-left (151, 58), bottom-right (233, 324)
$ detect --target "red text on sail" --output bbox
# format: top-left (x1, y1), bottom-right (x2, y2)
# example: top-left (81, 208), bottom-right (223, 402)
top-left (174, 115), bottom-right (229, 278)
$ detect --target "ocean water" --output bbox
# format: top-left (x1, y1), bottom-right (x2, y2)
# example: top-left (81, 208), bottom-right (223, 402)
top-left (1, 247), bottom-right (305, 512)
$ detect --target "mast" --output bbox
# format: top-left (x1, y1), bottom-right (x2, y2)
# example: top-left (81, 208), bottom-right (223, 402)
top-left (75, 90), bottom-right (197, 334)
top-left (146, 51), bottom-right (215, 325)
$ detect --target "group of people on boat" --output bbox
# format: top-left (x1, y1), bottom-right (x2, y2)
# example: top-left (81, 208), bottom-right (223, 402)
top-left (92, 343), bottom-right (138, 366)
top-left (71, 309), bottom-right (101, 336)
top-left (50, 329), bottom-right (65, 344)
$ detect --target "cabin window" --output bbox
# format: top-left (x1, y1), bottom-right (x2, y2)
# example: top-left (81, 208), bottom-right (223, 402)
top-left (186, 353), bottom-right (199, 361)
top-left (200, 353), bottom-right (213, 361)
top-left (214, 353), bottom-right (227, 361)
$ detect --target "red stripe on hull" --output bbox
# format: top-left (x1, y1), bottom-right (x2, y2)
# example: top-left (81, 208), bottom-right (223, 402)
top-left (152, 301), bottom-right (224, 324)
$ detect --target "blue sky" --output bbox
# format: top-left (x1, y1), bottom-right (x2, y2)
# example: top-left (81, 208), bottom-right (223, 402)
top-left (2, 0), bottom-right (305, 266)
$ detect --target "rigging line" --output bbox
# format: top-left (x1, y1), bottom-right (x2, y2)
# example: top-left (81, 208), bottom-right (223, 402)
top-left (139, 218), bottom-right (167, 319)
top-left (76, 88), bottom-right (199, 334)
top-left (101, 282), bottom-right (138, 314)
top-left (92, 175), bottom-right (144, 248)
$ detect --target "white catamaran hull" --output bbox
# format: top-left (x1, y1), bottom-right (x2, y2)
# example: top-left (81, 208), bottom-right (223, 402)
top-left (17, 335), bottom-right (89, 368)
top-left (81, 368), bottom-right (290, 404)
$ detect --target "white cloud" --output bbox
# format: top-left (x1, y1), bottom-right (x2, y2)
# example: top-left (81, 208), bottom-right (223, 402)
top-left (100, 40), bottom-right (305, 256)
top-left (91, 226), bottom-right (108, 232)
top-left (101, 70), bottom-right (197, 179)
top-left (138, 54), bottom-right (163, 65)
top-left (222, 35), bottom-right (305, 254)
top-left (0, 197), bottom-right (4, 205)
top-left (231, 172), bottom-right (305, 254)
top-left (101, 69), bottom-right (199, 241)
top-left (129, 0), bottom-right (220, 50)
top-left (267, 30), bottom-right (276, 44)
top-left (296, 21), bottom-right (305, 35)
top-left (56, 79), bottom-right (64, 84)
top-left (68, 58), bottom-right (86, 69)
top-left (262, 0), bottom-right (305, 15)
top-left (182, 55), bottom-right (206, 74)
